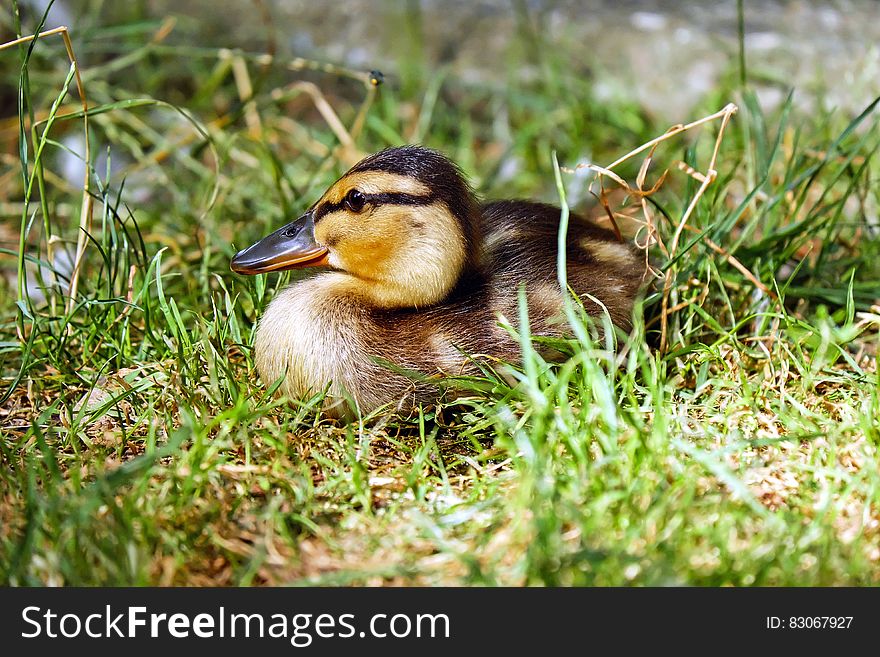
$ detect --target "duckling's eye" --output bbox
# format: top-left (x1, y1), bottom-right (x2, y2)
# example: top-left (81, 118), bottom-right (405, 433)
top-left (344, 189), bottom-right (367, 213)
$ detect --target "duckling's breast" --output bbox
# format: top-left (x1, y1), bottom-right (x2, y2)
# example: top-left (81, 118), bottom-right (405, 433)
top-left (255, 272), bottom-right (468, 415)
top-left (254, 274), bottom-right (371, 412)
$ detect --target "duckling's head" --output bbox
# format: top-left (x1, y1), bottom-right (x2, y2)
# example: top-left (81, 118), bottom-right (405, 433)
top-left (231, 145), bottom-right (482, 308)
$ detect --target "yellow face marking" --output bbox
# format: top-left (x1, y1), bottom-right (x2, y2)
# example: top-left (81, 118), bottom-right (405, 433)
top-left (319, 171), bottom-right (431, 206)
top-left (305, 168), bottom-right (465, 308)
top-left (313, 200), bottom-right (465, 308)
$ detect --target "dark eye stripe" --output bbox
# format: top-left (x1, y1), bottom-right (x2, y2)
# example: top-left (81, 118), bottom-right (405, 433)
top-left (314, 192), bottom-right (435, 220)
top-left (364, 192), bottom-right (434, 206)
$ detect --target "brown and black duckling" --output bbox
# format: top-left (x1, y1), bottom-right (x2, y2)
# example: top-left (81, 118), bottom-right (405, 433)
top-left (231, 145), bottom-right (645, 416)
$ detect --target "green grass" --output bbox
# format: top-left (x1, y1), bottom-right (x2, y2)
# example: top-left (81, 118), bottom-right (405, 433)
top-left (1, 2), bottom-right (879, 586)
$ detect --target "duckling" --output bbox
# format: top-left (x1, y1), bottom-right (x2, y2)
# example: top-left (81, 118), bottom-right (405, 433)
top-left (231, 145), bottom-right (645, 416)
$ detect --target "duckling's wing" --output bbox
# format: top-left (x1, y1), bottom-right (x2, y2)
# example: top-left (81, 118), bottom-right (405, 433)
top-left (480, 200), bottom-right (645, 330)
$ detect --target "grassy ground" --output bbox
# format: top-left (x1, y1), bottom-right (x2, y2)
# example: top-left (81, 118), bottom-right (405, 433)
top-left (1, 2), bottom-right (879, 586)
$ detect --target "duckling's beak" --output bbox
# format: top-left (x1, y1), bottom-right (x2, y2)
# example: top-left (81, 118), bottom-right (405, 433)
top-left (230, 212), bottom-right (329, 275)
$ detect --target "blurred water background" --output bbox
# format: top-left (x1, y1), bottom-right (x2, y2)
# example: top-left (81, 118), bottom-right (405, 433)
top-left (16, 0), bottom-right (880, 121)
